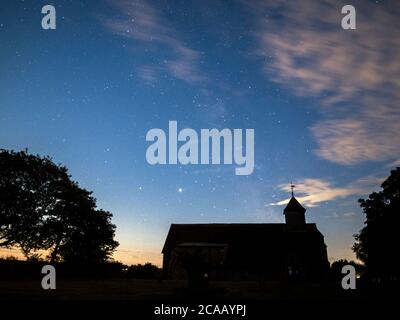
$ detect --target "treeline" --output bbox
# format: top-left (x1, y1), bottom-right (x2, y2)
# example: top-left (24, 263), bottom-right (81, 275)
top-left (0, 257), bottom-right (161, 280)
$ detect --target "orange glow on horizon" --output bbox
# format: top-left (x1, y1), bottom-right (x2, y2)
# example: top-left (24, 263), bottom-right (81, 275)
top-left (0, 247), bottom-right (162, 267)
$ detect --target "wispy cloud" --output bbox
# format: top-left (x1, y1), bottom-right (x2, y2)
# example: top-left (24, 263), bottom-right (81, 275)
top-left (246, 0), bottom-right (400, 165)
top-left (387, 159), bottom-right (400, 168)
top-left (343, 212), bottom-right (356, 218)
top-left (101, 0), bottom-right (204, 83)
top-left (311, 102), bottom-right (400, 165)
top-left (137, 65), bottom-right (159, 82)
top-left (267, 175), bottom-right (384, 207)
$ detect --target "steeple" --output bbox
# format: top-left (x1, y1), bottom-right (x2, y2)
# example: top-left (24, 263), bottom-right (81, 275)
top-left (284, 183), bottom-right (306, 229)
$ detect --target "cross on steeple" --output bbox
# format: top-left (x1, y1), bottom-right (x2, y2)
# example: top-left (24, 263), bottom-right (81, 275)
top-left (290, 181), bottom-right (296, 197)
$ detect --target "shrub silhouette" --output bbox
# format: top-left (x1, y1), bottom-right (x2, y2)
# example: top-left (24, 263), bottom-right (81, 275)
top-left (126, 263), bottom-right (161, 279)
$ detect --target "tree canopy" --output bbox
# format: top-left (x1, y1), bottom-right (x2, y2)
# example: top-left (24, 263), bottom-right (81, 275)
top-left (353, 167), bottom-right (400, 280)
top-left (0, 149), bottom-right (118, 263)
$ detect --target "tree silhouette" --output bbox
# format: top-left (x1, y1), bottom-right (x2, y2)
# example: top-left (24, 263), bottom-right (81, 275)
top-left (353, 167), bottom-right (400, 281)
top-left (0, 149), bottom-right (118, 263)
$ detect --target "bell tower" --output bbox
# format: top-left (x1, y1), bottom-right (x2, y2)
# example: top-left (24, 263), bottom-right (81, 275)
top-left (284, 183), bottom-right (306, 230)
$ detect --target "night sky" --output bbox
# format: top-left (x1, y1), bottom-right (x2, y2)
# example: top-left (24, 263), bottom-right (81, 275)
top-left (1, 0), bottom-right (399, 265)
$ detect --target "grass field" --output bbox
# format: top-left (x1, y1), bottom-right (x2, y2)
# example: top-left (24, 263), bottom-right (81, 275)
top-left (0, 278), bottom-right (377, 300)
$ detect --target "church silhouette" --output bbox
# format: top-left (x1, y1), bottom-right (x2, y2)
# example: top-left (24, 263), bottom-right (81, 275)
top-left (162, 193), bottom-right (330, 281)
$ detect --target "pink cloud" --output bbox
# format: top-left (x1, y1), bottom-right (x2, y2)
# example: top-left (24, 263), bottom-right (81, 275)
top-left (268, 175), bottom-right (384, 207)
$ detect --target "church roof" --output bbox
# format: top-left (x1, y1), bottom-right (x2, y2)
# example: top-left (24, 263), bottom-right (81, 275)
top-left (162, 223), bottom-right (320, 254)
top-left (284, 196), bottom-right (306, 213)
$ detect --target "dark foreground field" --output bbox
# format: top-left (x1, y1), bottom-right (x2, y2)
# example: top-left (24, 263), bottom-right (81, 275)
top-left (0, 278), bottom-right (380, 301)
